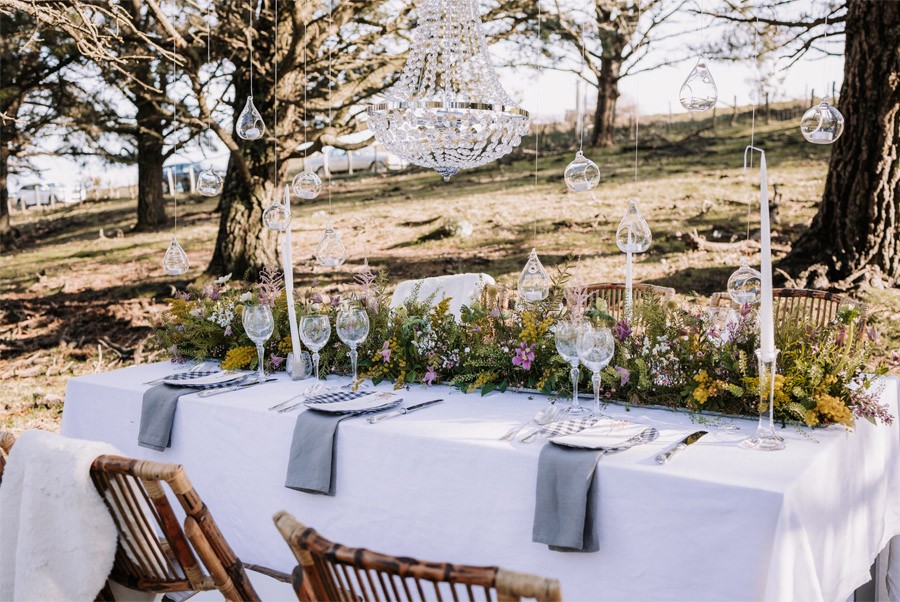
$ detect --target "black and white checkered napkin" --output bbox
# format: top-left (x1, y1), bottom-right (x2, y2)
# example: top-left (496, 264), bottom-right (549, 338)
top-left (304, 390), bottom-right (368, 404)
top-left (162, 370), bottom-right (219, 382)
top-left (533, 417), bottom-right (601, 439)
top-left (163, 371), bottom-right (258, 390)
top-left (600, 426), bottom-right (660, 452)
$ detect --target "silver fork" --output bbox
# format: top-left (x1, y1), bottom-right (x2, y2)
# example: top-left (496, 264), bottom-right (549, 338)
top-left (276, 386), bottom-right (339, 413)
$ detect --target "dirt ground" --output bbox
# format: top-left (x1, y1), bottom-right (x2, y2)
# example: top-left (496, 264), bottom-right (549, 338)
top-left (2, 119), bottom-right (898, 433)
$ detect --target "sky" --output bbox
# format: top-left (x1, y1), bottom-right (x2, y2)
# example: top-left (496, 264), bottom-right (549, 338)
top-left (12, 5), bottom-right (845, 190)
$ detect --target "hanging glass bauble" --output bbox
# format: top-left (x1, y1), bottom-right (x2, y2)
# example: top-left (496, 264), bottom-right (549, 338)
top-left (163, 235), bottom-right (189, 275)
top-left (316, 222), bottom-right (346, 267)
top-left (263, 187), bottom-right (292, 232)
top-left (517, 248), bottom-right (550, 302)
top-left (679, 58), bottom-right (718, 112)
top-left (236, 96), bottom-right (266, 141)
top-left (564, 151), bottom-right (601, 192)
top-left (727, 257), bottom-right (762, 305)
top-left (366, 0), bottom-right (529, 181)
top-left (291, 171), bottom-right (322, 200)
top-left (616, 199), bottom-right (652, 253)
top-left (800, 98), bottom-right (844, 144)
top-left (196, 167), bottom-right (224, 196)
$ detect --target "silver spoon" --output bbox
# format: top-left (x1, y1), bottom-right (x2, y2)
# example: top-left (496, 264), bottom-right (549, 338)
top-left (499, 404), bottom-right (561, 441)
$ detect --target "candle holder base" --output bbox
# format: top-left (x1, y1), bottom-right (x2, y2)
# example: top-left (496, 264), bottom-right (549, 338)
top-left (740, 348), bottom-right (785, 452)
top-left (739, 432), bottom-right (785, 451)
top-left (286, 351), bottom-right (312, 380)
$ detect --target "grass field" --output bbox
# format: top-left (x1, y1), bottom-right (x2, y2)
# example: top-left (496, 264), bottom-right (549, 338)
top-left (2, 117), bottom-right (898, 433)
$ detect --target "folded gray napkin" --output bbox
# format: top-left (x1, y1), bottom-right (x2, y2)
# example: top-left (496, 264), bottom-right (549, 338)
top-left (138, 384), bottom-right (185, 451)
top-left (284, 391), bottom-right (369, 496)
top-left (532, 443), bottom-right (605, 552)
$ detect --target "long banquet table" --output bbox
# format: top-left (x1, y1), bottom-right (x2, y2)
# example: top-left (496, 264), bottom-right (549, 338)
top-left (61, 362), bottom-right (900, 601)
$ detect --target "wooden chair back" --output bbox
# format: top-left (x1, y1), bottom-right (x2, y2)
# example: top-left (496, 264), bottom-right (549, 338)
top-left (0, 431), bottom-right (15, 482)
top-left (772, 289), bottom-right (867, 339)
top-left (90, 456), bottom-right (259, 601)
top-left (273, 511), bottom-right (562, 602)
top-left (583, 282), bottom-right (676, 322)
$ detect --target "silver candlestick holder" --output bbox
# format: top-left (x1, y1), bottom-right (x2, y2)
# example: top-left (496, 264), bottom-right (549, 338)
top-left (740, 348), bottom-right (785, 451)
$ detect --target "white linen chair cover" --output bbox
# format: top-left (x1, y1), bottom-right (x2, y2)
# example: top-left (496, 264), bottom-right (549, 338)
top-left (389, 273), bottom-right (495, 321)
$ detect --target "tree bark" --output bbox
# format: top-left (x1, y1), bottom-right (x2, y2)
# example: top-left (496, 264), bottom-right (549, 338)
top-left (591, 56), bottom-right (621, 148)
top-left (0, 142), bottom-right (13, 251)
top-left (132, 74), bottom-right (167, 232)
top-left (785, 0), bottom-right (899, 289)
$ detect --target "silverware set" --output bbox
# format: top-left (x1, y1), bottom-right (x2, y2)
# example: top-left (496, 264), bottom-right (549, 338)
top-left (269, 386), bottom-right (340, 413)
top-left (196, 375), bottom-right (277, 397)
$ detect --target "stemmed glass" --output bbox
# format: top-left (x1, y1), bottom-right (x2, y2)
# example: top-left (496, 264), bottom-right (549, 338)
top-left (242, 304), bottom-right (275, 383)
top-left (300, 315), bottom-right (331, 390)
top-left (555, 320), bottom-right (589, 415)
top-left (336, 306), bottom-right (370, 385)
top-left (576, 324), bottom-right (616, 415)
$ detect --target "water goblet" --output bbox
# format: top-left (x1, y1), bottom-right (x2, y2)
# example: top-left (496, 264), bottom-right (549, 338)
top-left (576, 325), bottom-right (616, 415)
top-left (336, 306), bottom-right (370, 385)
top-left (555, 320), bottom-right (589, 415)
top-left (242, 304), bottom-right (275, 382)
top-left (300, 315), bottom-right (331, 390)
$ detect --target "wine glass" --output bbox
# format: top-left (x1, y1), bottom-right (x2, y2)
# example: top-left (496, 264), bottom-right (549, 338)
top-left (300, 315), bottom-right (331, 389)
top-left (337, 306), bottom-right (370, 386)
top-left (242, 304), bottom-right (275, 382)
top-left (554, 320), bottom-right (589, 415)
top-left (576, 325), bottom-right (616, 415)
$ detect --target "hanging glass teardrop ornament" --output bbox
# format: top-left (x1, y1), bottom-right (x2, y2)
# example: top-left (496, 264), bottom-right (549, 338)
top-left (616, 199), bottom-right (652, 253)
top-left (196, 166), bottom-right (224, 196)
top-left (727, 257), bottom-right (762, 305)
top-left (315, 222), bottom-right (346, 267)
top-left (236, 96), bottom-right (266, 141)
top-left (564, 151), bottom-right (601, 192)
top-left (800, 97), bottom-right (844, 144)
top-left (263, 186), bottom-right (292, 232)
top-left (517, 248), bottom-right (550, 302)
top-left (679, 58), bottom-right (718, 112)
top-left (162, 235), bottom-right (189, 275)
top-left (291, 171), bottom-right (322, 200)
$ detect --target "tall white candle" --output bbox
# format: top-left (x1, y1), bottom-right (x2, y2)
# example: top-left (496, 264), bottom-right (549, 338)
top-left (758, 151), bottom-right (776, 359)
top-left (283, 224), bottom-right (302, 360)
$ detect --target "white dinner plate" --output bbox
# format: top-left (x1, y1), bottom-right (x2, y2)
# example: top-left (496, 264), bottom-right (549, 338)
top-left (551, 419), bottom-right (659, 451)
top-left (305, 392), bottom-right (402, 415)
top-left (162, 371), bottom-right (248, 387)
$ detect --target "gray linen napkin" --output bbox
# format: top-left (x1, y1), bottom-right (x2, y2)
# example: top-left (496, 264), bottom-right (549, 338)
top-left (138, 384), bottom-right (185, 451)
top-left (532, 443), bottom-right (605, 552)
top-left (284, 410), bottom-right (353, 495)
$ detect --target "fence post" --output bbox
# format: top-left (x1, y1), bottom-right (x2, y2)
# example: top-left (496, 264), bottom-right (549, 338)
top-left (731, 95), bottom-right (738, 126)
top-left (765, 92), bottom-right (770, 124)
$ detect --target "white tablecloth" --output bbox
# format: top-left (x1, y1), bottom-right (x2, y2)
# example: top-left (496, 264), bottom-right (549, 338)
top-left (61, 363), bottom-right (900, 601)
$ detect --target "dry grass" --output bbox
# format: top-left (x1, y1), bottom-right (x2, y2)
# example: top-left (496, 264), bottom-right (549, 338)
top-left (1, 118), bottom-right (897, 433)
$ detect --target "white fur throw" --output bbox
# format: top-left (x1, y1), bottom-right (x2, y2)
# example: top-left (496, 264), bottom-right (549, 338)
top-left (0, 430), bottom-right (120, 601)
top-left (390, 273), bottom-right (495, 321)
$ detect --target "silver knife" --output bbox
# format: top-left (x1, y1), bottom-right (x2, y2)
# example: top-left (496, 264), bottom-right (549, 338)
top-left (197, 377), bottom-right (276, 397)
top-left (656, 430), bottom-right (708, 464)
top-left (367, 399), bottom-right (444, 424)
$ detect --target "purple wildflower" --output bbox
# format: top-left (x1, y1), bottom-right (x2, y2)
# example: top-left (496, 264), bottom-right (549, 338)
top-left (615, 366), bottom-right (631, 387)
top-left (512, 342), bottom-right (536, 371)
top-left (174, 290), bottom-right (191, 301)
top-left (835, 326), bottom-right (847, 346)
top-left (224, 325), bottom-right (232, 337)
top-left (612, 320), bottom-right (632, 342)
top-left (312, 293), bottom-right (323, 304)
top-left (423, 366), bottom-right (437, 386)
top-left (330, 295), bottom-right (342, 307)
top-left (867, 325), bottom-right (878, 342)
top-left (271, 355), bottom-right (285, 368)
top-left (201, 284), bottom-right (221, 301)
top-left (489, 307), bottom-right (501, 318)
top-left (740, 303), bottom-right (752, 316)
top-left (380, 341), bottom-right (391, 362)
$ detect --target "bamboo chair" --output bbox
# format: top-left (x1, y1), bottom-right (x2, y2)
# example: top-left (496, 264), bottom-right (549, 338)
top-left (0, 431), bottom-right (15, 481)
top-left (273, 511), bottom-right (562, 602)
top-left (584, 282), bottom-right (676, 322)
top-left (90, 455), bottom-right (261, 601)
top-left (773, 288), bottom-right (867, 341)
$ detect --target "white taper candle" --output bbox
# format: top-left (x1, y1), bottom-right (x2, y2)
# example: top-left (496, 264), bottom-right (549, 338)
top-left (758, 151), bottom-right (776, 359)
top-left (283, 225), bottom-right (302, 360)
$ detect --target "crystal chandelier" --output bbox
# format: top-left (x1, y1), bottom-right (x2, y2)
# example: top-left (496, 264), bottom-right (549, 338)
top-left (366, 0), bottom-right (529, 181)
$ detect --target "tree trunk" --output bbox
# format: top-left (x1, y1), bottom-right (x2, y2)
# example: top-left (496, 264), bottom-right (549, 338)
top-left (590, 56), bottom-right (621, 148)
top-left (0, 142), bottom-right (13, 251)
top-left (132, 96), bottom-right (167, 232)
top-left (785, 0), bottom-right (899, 289)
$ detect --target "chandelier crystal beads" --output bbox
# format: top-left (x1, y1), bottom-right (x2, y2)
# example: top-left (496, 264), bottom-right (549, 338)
top-left (366, 0), bottom-right (529, 181)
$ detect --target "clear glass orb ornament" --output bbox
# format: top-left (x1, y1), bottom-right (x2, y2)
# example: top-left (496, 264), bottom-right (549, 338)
top-left (316, 222), bottom-right (346, 267)
top-left (236, 96), bottom-right (266, 141)
top-left (196, 167), bottom-right (224, 197)
top-left (679, 58), bottom-right (718, 112)
top-left (564, 151), bottom-right (601, 192)
top-left (800, 98), bottom-right (844, 144)
top-left (162, 235), bottom-right (189, 276)
top-left (727, 257), bottom-right (762, 305)
top-left (262, 187), bottom-right (292, 232)
top-left (616, 199), bottom-right (652, 253)
top-left (291, 171), bottom-right (322, 200)
top-left (517, 248), bottom-right (550, 302)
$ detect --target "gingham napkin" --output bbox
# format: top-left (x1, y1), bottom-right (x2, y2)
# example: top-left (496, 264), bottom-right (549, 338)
top-left (529, 417), bottom-right (600, 440)
top-left (304, 390), bottom-right (368, 404)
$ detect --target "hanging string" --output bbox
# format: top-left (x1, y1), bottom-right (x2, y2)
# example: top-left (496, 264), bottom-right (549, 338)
top-left (822, 12), bottom-right (829, 100)
top-left (205, 1), bottom-right (211, 150)
top-left (632, 6), bottom-right (641, 197)
top-left (171, 8), bottom-right (178, 232)
top-left (274, 0), bottom-right (279, 185)
top-left (578, 21), bottom-right (587, 152)
top-left (532, 0), bottom-right (542, 246)
top-left (303, 0), bottom-right (308, 160)
top-left (249, 1), bottom-right (254, 97)
top-left (328, 0), bottom-right (333, 209)
top-left (746, 14), bottom-right (760, 242)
